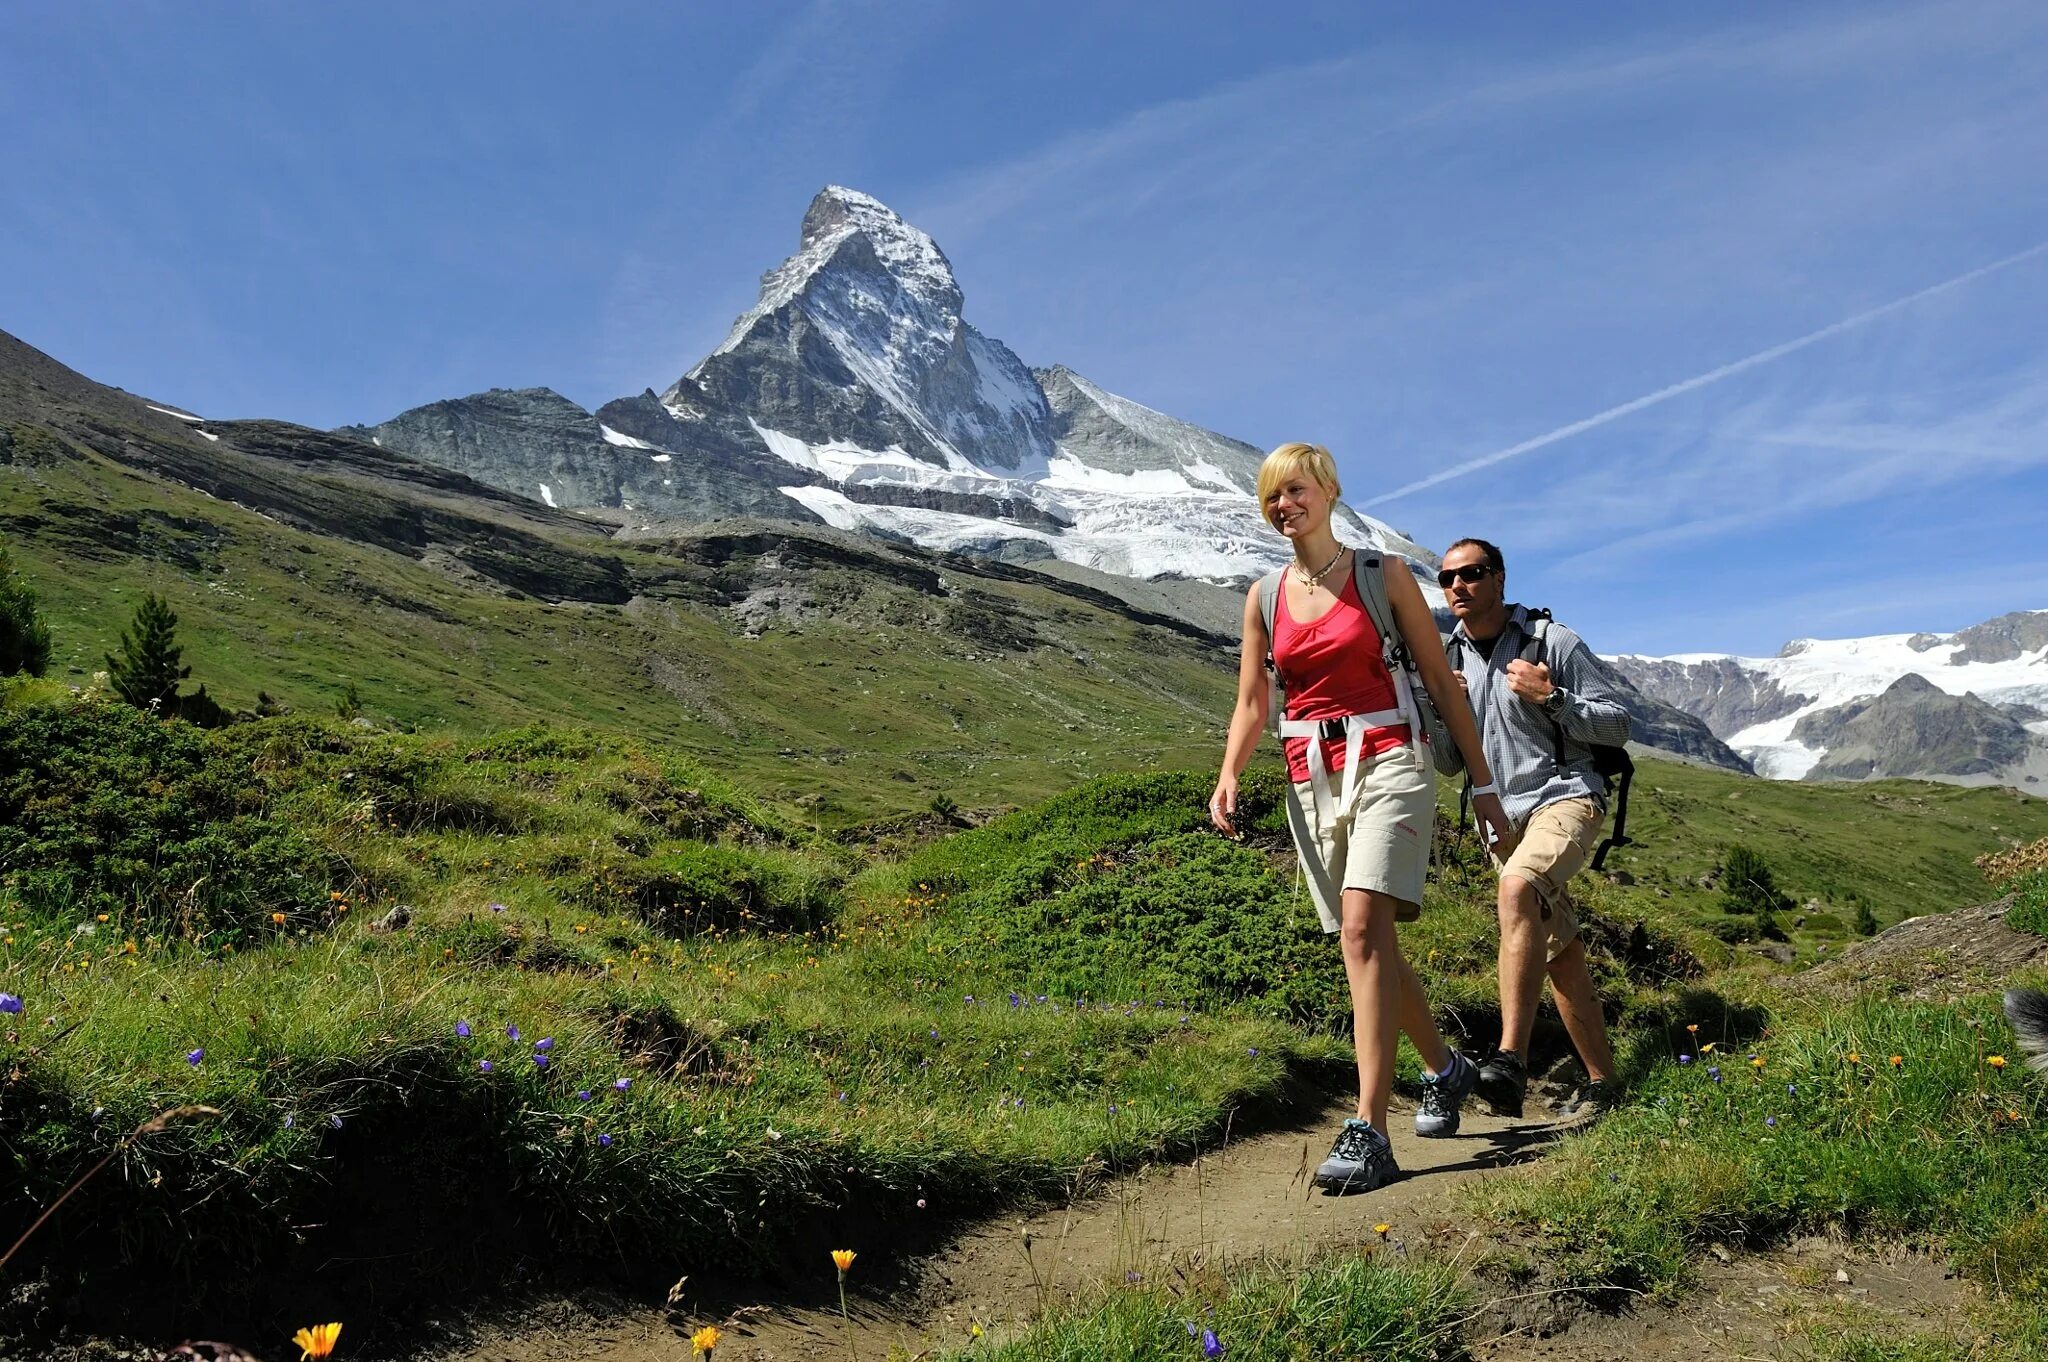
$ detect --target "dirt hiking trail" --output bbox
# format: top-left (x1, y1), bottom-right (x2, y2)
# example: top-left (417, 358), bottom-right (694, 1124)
top-left (424, 1095), bottom-right (1562, 1360)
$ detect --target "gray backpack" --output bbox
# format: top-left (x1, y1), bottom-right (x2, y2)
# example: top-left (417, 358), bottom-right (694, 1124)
top-left (1256, 551), bottom-right (1458, 777)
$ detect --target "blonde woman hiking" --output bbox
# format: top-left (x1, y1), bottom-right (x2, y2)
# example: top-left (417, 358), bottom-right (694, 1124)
top-left (1208, 443), bottom-right (1513, 1193)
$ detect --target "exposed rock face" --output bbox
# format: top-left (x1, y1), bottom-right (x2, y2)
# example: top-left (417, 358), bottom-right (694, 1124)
top-left (337, 388), bottom-right (617, 507)
top-left (340, 387), bottom-right (816, 525)
top-left (1948, 610), bottom-right (2048, 665)
top-left (1579, 655), bottom-right (1755, 772)
top-left (1603, 654), bottom-right (1812, 738)
top-left (682, 187), bottom-right (1056, 475)
top-left (1795, 674), bottom-right (2034, 779)
top-left (339, 185), bottom-right (1432, 585)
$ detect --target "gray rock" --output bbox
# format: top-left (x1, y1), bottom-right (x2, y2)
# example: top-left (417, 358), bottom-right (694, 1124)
top-left (1794, 674), bottom-right (2034, 779)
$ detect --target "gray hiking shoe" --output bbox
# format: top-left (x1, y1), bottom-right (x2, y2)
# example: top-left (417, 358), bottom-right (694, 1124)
top-left (1557, 1079), bottom-right (1615, 1124)
top-left (1474, 1050), bottom-right (1528, 1118)
top-left (1314, 1118), bottom-right (1399, 1194)
top-left (1414, 1050), bottom-right (1477, 1137)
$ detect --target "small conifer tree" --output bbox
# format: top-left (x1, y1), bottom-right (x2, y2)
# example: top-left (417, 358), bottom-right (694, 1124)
top-left (1853, 899), bottom-right (1879, 936)
top-left (336, 680), bottom-right (362, 720)
top-left (1718, 845), bottom-right (1791, 917)
top-left (106, 593), bottom-right (190, 713)
top-left (0, 538), bottom-right (51, 677)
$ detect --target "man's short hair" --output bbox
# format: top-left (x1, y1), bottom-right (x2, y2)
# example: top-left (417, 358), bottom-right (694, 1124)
top-left (1446, 536), bottom-right (1505, 575)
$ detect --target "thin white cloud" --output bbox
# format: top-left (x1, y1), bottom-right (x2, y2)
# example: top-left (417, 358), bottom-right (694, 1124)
top-left (1362, 238), bottom-right (2048, 508)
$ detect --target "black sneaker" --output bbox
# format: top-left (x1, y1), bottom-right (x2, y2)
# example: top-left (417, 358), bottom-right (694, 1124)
top-left (1557, 1079), bottom-right (1615, 1124)
top-left (1414, 1049), bottom-right (1476, 1138)
top-left (1313, 1118), bottom-right (1399, 1194)
top-left (1474, 1050), bottom-right (1528, 1118)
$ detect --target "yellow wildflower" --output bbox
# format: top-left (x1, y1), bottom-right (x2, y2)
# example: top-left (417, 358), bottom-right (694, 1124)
top-left (832, 1248), bottom-right (857, 1272)
top-left (1847, 1052), bottom-right (1861, 1064)
top-left (1374, 1222), bottom-right (1392, 1240)
top-left (1889, 1055), bottom-right (1903, 1068)
top-left (971, 1321), bottom-right (985, 1338)
top-left (691, 1324), bottom-right (722, 1356)
top-left (1686, 1023), bottom-right (1699, 1034)
top-left (1751, 1057), bottom-right (1765, 1069)
top-left (1988, 1055), bottom-right (2007, 1069)
top-left (272, 912), bottom-right (288, 925)
top-left (294, 1322), bottom-right (342, 1359)
top-left (1701, 1042), bottom-right (1716, 1054)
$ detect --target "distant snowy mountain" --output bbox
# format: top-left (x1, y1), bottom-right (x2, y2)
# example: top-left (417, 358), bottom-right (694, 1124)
top-left (344, 185), bottom-right (1434, 588)
top-left (1610, 610), bottom-right (2048, 786)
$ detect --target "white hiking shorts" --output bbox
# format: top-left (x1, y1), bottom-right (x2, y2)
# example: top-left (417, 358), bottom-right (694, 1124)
top-left (1291, 740), bottom-right (1436, 931)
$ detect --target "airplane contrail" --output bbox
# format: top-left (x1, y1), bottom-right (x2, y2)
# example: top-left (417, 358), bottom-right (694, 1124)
top-left (1361, 237), bottom-right (2048, 508)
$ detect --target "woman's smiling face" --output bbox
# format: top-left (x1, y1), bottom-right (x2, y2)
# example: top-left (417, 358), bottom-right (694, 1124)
top-left (1265, 473), bottom-right (1330, 537)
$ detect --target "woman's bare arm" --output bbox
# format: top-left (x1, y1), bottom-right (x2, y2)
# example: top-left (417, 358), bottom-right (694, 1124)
top-left (1208, 584), bottom-right (1271, 834)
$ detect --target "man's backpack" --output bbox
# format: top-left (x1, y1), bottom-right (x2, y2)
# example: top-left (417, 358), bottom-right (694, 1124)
top-left (1452, 608), bottom-right (1637, 871)
top-left (1256, 551), bottom-right (1459, 775)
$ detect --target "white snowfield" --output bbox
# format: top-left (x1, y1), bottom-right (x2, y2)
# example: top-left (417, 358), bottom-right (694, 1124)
top-left (756, 414), bottom-right (1427, 585)
top-left (1614, 621), bottom-right (2048, 779)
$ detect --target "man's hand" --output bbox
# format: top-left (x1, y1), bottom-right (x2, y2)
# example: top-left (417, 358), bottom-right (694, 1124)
top-left (1505, 659), bottom-right (1555, 706)
top-left (1208, 774), bottom-right (1239, 837)
top-left (1472, 791), bottom-right (1516, 858)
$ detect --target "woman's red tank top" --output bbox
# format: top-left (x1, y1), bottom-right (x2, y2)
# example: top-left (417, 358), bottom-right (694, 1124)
top-left (1271, 571), bottom-right (1408, 783)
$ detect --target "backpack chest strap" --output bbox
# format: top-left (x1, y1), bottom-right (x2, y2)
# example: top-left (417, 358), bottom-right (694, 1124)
top-left (1278, 709), bottom-right (1407, 824)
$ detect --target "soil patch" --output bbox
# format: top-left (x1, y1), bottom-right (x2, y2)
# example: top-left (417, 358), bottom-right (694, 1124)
top-left (1477, 1238), bottom-right (1967, 1361)
top-left (414, 1096), bottom-right (1563, 1360)
top-left (1803, 895), bottom-right (2045, 1001)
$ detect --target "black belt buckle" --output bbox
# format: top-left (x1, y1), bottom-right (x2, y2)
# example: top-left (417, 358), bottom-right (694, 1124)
top-left (1317, 718), bottom-right (1347, 743)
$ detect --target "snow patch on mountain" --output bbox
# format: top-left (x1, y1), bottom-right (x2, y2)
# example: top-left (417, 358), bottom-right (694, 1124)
top-left (1614, 625), bottom-right (2048, 779)
top-left (599, 424), bottom-right (667, 453)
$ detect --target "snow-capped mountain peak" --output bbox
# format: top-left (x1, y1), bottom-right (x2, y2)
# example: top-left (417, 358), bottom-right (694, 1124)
top-left (1609, 609), bottom-right (2048, 784)
top-left (350, 185), bottom-right (1440, 588)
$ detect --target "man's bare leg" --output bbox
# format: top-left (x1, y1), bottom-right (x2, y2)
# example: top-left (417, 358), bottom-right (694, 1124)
top-left (1496, 873), bottom-right (1549, 1060)
top-left (1546, 938), bottom-right (1615, 1083)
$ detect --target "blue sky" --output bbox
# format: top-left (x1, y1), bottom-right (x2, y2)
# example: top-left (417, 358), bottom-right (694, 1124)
top-left (3, 0), bottom-right (2044, 656)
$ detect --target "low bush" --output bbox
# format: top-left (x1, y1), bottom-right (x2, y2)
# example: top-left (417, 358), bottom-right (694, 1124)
top-left (0, 699), bottom-right (346, 943)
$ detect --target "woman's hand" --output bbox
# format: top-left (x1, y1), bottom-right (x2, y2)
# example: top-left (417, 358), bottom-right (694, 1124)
top-left (1208, 774), bottom-right (1239, 836)
top-left (1471, 791), bottom-right (1516, 857)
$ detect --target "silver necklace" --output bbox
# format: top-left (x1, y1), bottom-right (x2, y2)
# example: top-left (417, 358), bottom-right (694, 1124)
top-left (1293, 544), bottom-right (1347, 588)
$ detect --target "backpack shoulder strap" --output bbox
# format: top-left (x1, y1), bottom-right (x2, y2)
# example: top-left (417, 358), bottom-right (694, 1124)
top-left (1352, 551), bottom-right (1400, 654)
top-left (1256, 569), bottom-right (1283, 642)
top-left (1519, 609), bottom-right (1569, 767)
top-left (1518, 607), bottom-right (1555, 664)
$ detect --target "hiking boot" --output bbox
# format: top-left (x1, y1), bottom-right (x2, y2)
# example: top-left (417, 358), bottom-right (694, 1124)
top-left (1414, 1049), bottom-right (1477, 1138)
top-left (1557, 1079), bottom-right (1615, 1124)
top-left (1314, 1118), bottom-right (1399, 1194)
top-left (1473, 1050), bottom-right (1528, 1118)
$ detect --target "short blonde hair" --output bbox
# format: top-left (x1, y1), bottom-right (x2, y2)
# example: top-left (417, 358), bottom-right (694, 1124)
top-left (1256, 443), bottom-right (1342, 528)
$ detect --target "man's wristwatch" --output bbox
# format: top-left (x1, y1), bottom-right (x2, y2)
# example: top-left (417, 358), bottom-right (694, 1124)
top-left (1540, 687), bottom-right (1570, 717)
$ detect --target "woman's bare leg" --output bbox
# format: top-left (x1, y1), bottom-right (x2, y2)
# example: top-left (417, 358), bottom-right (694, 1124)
top-left (1338, 887), bottom-right (1411, 1129)
top-left (1394, 946), bottom-right (1452, 1075)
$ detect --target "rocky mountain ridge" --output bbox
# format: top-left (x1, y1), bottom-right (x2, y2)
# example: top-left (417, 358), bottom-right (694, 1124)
top-left (343, 186), bottom-right (1432, 588)
top-left (1610, 612), bottom-right (2048, 787)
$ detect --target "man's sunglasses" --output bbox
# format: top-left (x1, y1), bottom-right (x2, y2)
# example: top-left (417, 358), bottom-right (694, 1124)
top-left (1436, 564), bottom-right (1496, 588)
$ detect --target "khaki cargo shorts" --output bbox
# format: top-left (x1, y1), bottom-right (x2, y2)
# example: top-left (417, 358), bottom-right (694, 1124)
top-left (1293, 741), bottom-right (1436, 932)
top-left (1492, 796), bottom-right (1603, 962)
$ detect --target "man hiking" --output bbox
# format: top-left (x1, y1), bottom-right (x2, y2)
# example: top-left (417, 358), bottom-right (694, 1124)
top-left (1438, 537), bottom-right (1625, 1121)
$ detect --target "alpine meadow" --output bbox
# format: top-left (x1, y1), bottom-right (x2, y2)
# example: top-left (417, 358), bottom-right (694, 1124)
top-left (6, 8), bottom-right (2048, 1361)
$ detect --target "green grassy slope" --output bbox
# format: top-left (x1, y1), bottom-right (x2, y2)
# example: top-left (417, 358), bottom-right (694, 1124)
top-left (2, 427), bottom-right (1232, 825)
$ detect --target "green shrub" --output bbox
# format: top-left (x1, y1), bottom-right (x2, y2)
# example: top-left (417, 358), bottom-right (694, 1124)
top-left (0, 700), bottom-right (345, 941)
top-left (1717, 844), bottom-right (1792, 917)
top-left (576, 840), bottom-right (843, 935)
top-left (892, 770), bottom-right (1353, 1027)
top-left (2007, 870), bottom-right (2048, 938)
top-left (0, 536), bottom-right (51, 677)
